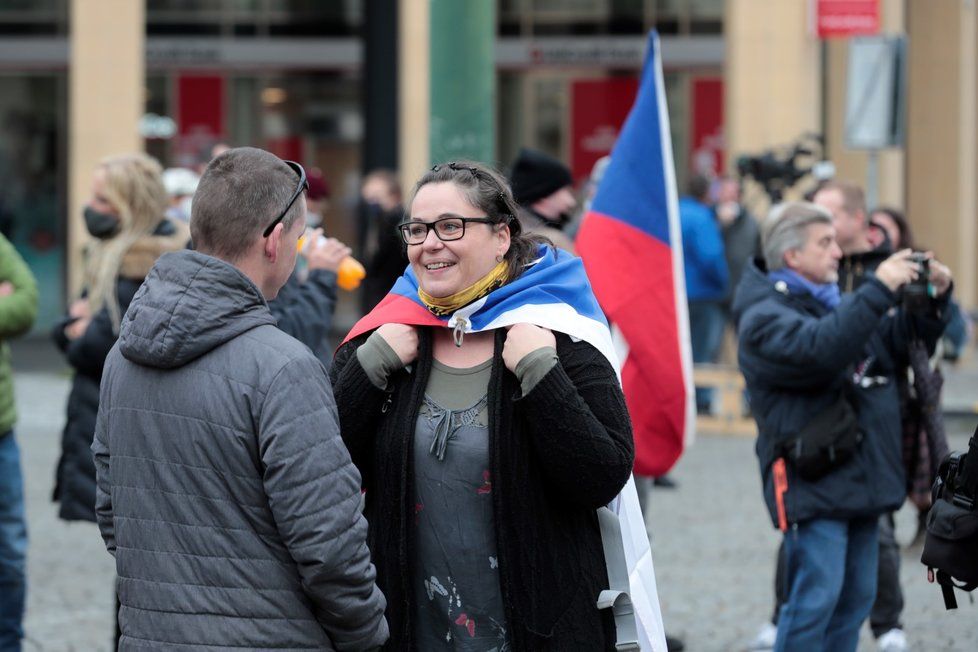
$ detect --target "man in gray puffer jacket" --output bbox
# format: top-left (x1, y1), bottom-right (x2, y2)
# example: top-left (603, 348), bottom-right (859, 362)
top-left (92, 147), bottom-right (388, 650)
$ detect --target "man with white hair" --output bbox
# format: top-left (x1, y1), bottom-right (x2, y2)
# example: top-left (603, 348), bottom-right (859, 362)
top-left (733, 201), bottom-right (952, 652)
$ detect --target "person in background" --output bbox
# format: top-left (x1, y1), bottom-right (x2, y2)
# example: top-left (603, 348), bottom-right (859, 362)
top-left (303, 167), bottom-right (331, 230)
top-left (268, 167), bottom-right (351, 365)
top-left (330, 160), bottom-right (633, 649)
top-left (567, 155), bottom-right (611, 241)
top-left (51, 153), bottom-right (189, 647)
top-left (869, 206), bottom-right (970, 361)
top-left (681, 174), bottom-right (728, 414)
top-left (714, 175), bottom-right (760, 323)
top-left (868, 206), bottom-right (909, 254)
top-left (736, 201), bottom-right (952, 652)
top-left (210, 141), bottom-right (231, 161)
top-left (0, 233), bottom-right (38, 652)
top-left (750, 198), bottom-right (912, 652)
top-left (53, 153), bottom-right (190, 525)
top-left (161, 167), bottom-right (200, 223)
top-left (92, 147), bottom-right (388, 649)
top-left (360, 168), bottom-right (407, 313)
top-left (509, 147), bottom-right (578, 254)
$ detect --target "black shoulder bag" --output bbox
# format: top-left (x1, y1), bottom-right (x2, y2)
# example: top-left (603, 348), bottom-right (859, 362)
top-left (921, 430), bottom-right (978, 609)
top-left (780, 388), bottom-right (863, 482)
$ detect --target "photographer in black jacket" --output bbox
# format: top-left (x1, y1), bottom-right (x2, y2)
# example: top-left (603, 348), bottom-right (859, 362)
top-left (735, 201), bottom-right (952, 651)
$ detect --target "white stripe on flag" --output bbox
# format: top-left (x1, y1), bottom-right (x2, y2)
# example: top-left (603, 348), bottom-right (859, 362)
top-left (651, 33), bottom-right (697, 450)
top-left (479, 303), bottom-right (622, 381)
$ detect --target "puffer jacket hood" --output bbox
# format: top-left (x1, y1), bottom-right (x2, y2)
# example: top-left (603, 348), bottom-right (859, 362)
top-left (118, 249), bottom-right (276, 369)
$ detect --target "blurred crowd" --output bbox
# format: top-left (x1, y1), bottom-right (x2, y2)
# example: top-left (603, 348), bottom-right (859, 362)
top-left (0, 137), bottom-right (974, 652)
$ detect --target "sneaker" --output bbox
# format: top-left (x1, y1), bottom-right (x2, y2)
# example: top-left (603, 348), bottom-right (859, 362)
top-left (877, 628), bottom-right (908, 652)
top-left (746, 622), bottom-right (777, 651)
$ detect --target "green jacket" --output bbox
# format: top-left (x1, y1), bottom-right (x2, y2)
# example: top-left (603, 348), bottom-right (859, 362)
top-left (0, 233), bottom-right (38, 434)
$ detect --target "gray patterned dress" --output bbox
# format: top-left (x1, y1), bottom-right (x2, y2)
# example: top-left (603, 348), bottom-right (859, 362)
top-left (411, 359), bottom-right (510, 651)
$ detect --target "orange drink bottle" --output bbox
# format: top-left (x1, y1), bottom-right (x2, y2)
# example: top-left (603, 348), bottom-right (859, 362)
top-left (297, 234), bottom-right (366, 291)
top-left (336, 256), bottom-right (366, 291)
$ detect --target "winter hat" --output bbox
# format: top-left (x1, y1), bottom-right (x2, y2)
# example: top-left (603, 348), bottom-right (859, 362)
top-left (508, 148), bottom-right (573, 206)
top-left (306, 168), bottom-right (331, 201)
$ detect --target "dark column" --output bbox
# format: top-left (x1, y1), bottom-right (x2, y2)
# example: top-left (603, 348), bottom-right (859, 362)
top-left (362, 0), bottom-right (399, 174)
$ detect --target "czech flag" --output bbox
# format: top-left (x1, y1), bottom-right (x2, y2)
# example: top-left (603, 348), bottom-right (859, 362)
top-left (577, 31), bottom-right (695, 479)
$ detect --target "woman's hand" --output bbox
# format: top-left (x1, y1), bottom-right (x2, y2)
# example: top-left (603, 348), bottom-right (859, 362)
top-left (375, 323), bottom-right (419, 366)
top-left (502, 323), bottom-right (556, 373)
top-left (64, 317), bottom-right (91, 341)
top-left (69, 298), bottom-right (90, 319)
top-left (926, 254), bottom-right (953, 297)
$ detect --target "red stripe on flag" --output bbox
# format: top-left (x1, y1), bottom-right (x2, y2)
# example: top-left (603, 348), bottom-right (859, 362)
top-left (342, 293), bottom-right (443, 344)
top-left (578, 211), bottom-right (686, 477)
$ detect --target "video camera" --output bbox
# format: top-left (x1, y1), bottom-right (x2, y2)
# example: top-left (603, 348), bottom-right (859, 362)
top-left (736, 133), bottom-right (833, 202)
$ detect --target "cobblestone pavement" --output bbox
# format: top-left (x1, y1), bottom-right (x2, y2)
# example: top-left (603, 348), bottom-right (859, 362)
top-left (12, 358), bottom-right (978, 651)
top-left (17, 371), bottom-right (115, 652)
top-left (647, 418), bottom-right (978, 652)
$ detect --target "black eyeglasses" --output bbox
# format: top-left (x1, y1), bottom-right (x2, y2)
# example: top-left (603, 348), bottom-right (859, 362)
top-left (262, 160), bottom-right (309, 238)
top-left (398, 216), bottom-right (497, 245)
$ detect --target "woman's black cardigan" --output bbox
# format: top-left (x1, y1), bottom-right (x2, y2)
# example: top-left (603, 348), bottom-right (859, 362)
top-left (330, 327), bottom-right (635, 651)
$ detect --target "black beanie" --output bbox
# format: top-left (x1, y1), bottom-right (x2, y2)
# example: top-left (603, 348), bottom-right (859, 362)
top-left (508, 148), bottom-right (573, 206)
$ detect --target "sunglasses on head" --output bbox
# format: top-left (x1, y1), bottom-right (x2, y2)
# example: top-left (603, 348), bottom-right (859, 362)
top-left (262, 160), bottom-right (309, 238)
top-left (429, 162), bottom-right (519, 233)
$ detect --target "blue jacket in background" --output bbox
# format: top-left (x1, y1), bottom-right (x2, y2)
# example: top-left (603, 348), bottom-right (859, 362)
top-left (733, 260), bottom-right (950, 528)
top-left (679, 196), bottom-right (728, 302)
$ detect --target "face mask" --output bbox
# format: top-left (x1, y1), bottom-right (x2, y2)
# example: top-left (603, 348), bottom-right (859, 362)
top-left (84, 207), bottom-right (121, 239)
top-left (305, 212), bottom-right (323, 228)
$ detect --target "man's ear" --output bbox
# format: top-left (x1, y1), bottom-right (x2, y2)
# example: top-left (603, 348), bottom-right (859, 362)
top-left (263, 224), bottom-right (282, 263)
top-left (782, 248), bottom-right (799, 270)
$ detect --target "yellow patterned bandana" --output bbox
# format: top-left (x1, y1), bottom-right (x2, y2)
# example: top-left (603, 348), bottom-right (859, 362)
top-left (418, 260), bottom-right (509, 317)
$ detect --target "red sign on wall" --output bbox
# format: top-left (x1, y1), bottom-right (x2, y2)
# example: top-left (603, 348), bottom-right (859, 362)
top-left (176, 74), bottom-right (225, 163)
top-left (815, 0), bottom-right (880, 38)
top-left (691, 77), bottom-right (725, 177)
top-left (570, 78), bottom-right (639, 182)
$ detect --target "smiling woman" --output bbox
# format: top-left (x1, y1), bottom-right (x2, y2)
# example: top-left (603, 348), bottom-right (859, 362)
top-left (405, 182), bottom-right (510, 303)
top-left (330, 160), bottom-right (636, 651)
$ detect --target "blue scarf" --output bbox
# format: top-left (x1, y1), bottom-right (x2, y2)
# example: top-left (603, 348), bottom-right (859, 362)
top-left (768, 268), bottom-right (841, 310)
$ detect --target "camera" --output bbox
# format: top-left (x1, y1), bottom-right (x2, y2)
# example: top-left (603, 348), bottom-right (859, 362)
top-left (735, 133), bottom-right (832, 202)
top-left (902, 252), bottom-right (931, 314)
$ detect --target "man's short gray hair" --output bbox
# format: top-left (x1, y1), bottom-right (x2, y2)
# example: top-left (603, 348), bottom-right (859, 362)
top-left (762, 201), bottom-right (833, 271)
top-left (191, 147), bottom-right (305, 261)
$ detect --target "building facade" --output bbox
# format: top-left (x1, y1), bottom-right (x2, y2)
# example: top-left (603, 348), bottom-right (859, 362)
top-left (4, 0), bottom-right (973, 331)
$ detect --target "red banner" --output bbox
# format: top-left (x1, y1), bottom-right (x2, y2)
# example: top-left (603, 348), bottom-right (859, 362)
top-left (176, 74), bottom-right (225, 164)
top-left (815, 0), bottom-right (879, 38)
top-left (570, 78), bottom-right (639, 182)
top-left (690, 77), bottom-right (724, 177)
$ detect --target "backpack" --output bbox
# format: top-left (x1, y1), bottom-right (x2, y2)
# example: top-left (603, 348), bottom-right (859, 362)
top-left (920, 430), bottom-right (978, 609)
